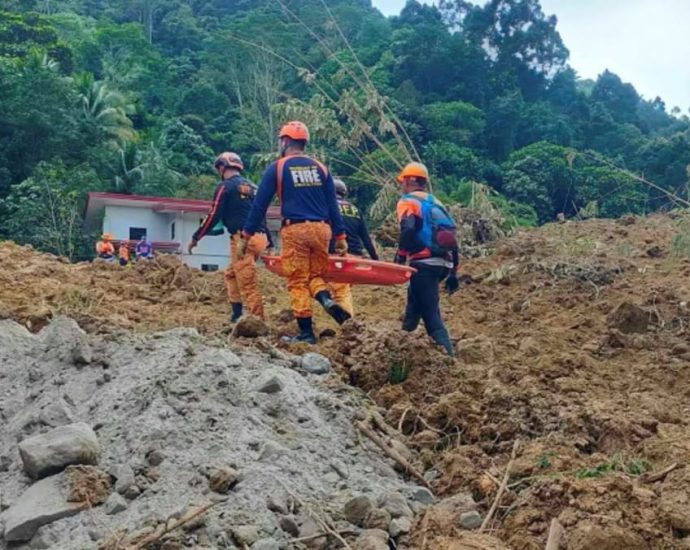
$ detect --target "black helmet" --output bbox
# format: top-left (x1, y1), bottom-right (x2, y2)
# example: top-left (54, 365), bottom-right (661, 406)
top-left (334, 178), bottom-right (347, 197)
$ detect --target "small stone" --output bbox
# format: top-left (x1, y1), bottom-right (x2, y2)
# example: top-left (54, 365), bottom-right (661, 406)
top-left (379, 491), bottom-right (413, 519)
top-left (18, 423), bottom-right (101, 479)
top-left (233, 316), bottom-right (269, 338)
top-left (324, 472), bottom-right (340, 484)
top-left (298, 517), bottom-right (326, 549)
top-left (124, 484), bottom-right (141, 500)
top-left (88, 527), bottom-right (104, 541)
top-left (256, 375), bottom-right (284, 394)
top-left (300, 352), bottom-right (331, 375)
top-left (115, 465), bottom-right (136, 495)
top-left (353, 528), bottom-right (389, 550)
top-left (71, 339), bottom-right (93, 365)
top-left (252, 538), bottom-right (280, 550)
top-left (267, 493), bottom-right (289, 514)
top-left (146, 449), bottom-right (165, 467)
top-left (344, 496), bottom-right (375, 526)
top-left (209, 466), bottom-right (239, 494)
top-left (104, 492), bottom-right (127, 515)
top-left (279, 516), bottom-right (300, 537)
top-left (389, 516), bottom-right (412, 538)
top-left (363, 508), bottom-right (391, 531)
top-left (259, 441), bottom-right (288, 461)
top-left (459, 510), bottom-right (482, 530)
top-left (232, 525), bottom-right (260, 546)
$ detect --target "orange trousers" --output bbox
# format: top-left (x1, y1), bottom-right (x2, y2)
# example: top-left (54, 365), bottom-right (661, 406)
top-left (328, 282), bottom-right (354, 317)
top-left (226, 232), bottom-right (268, 318)
top-left (281, 222), bottom-right (331, 318)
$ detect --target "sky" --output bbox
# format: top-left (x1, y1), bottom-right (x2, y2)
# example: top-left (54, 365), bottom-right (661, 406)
top-left (371, 0), bottom-right (690, 111)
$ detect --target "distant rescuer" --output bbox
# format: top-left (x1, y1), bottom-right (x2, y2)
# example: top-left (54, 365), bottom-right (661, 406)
top-left (95, 233), bottom-right (115, 260)
top-left (394, 162), bottom-right (459, 356)
top-left (188, 152), bottom-right (270, 322)
top-left (118, 240), bottom-right (130, 267)
top-left (327, 178), bottom-right (379, 317)
top-left (135, 235), bottom-right (153, 260)
top-left (242, 120), bottom-right (350, 344)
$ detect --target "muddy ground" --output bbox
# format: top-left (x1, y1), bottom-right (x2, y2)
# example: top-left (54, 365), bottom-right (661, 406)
top-left (2, 211), bottom-right (690, 549)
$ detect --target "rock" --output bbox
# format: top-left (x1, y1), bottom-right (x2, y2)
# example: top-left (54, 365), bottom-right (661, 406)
top-left (408, 487), bottom-right (436, 505)
top-left (267, 493), bottom-right (289, 514)
top-left (123, 484), bottom-right (141, 500)
top-left (300, 352), bottom-right (331, 375)
top-left (232, 525), bottom-right (260, 546)
top-left (209, 466), bottom-right (239, 494)
top-left (379, 491), bottom-right (413, 519)
top-left (233, 316), bottom-right (269, 338)
top-left (389, 516), bottom-right (411, 538)
top-left (298, 517), bottom-right (327, 549)
top-left (456, 336), bottom-right (494, 364)
top-left (71, 339), bottom-right (93, 365)
top-left (279, 516), bottom-right (300, 537)
top-left (344, 495), bottom-right (375, 526)
top-left (363, 508), bottom-right (391, 531)
top-left (1, 472), bottom-right (85, 542)
top-left (115, 464), bottom-right (136, 496)
top-left (252, 538), bottom-right (280, 550)
top-left (459, 510), bottom-right (482, 530)
top-left (104, 492), bottom-right (127, 515)
top-left (647, 245), bottom-right (663, 258)
top-left (353, 528), bottom-right (389, 550)
top-left (256, 375), bottom-right (284, 394)
top-left (146, 449), bottom-right (165, 466)
top-left (18, 422), bottom-right (101, 479)
top-left (607, 301), bottom-right (650, 333)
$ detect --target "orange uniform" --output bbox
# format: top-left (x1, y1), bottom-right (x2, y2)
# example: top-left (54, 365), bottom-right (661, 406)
top-left (226, 232), bottom-right (268, 318)
top-left (96, 240), bottom-right (114, 257)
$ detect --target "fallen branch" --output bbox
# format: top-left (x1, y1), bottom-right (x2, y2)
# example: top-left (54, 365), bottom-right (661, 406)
top-left (292, 529), bottom-right (359, 543)
top-left (370, 410), bottom-right (399, 438)
top-left (641, 462), bottom-right (680, 484)
top-left (545, 518), bottom-right (564, 550)
top-left (355, 420), bottom-right (432, 490)
top-left (132, 501), bottom-right (219, 550)
top-left (479, 439), bottom-right (520, 532)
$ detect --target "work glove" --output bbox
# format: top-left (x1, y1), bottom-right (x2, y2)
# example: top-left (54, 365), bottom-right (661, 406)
top-left (334, 237), bottom-right (348, 256)
top-left (394, 252), bottom-right (406, 265)
top-left (445, 273), bottom-right (460, 296)
top-left (187, 239), bottom-right (198, 254)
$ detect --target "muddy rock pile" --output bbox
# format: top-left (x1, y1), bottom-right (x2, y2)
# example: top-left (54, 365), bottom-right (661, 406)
top-left (0, 317), bottom-right (434, 549)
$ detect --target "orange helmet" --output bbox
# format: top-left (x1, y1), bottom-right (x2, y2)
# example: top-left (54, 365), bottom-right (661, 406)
top-left (214, 152), bottom-right (244, 172)
top-left (396, 162), bottom-right (429, 183)
top-left (101, 233), bottom-right (113, 241)
top-left (278, 121), bottom-right (310, 142)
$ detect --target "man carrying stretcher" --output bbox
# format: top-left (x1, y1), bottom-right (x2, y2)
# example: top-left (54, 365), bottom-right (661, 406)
top-left (242, 120), bottom-right (350, 344)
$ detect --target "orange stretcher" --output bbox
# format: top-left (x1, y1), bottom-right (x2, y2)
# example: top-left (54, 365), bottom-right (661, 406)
top-left (262, 255), bottom-right (416, 285)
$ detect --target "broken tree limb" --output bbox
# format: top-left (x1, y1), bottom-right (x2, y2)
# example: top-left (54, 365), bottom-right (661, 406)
top-left (479, 439), bottom-right (520, 533)
top-left (545, 518), bottom-right (564, 550)
top-left (131, 501), bottom-right (220, 550)
top-left (355, 420), bottom-right (433, 491)
top-left (641, 462), bottom-right (680, 484)
top-left (370, 410), bottom-right (400, 438)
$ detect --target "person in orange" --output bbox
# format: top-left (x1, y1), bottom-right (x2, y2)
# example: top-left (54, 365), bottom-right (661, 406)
top-left (188, 152), bottom-right (271, 322)
top-left (327, 178), bottom-right (379, 317)
top-left (95, 233), bottom-right (115, 260)
top-left (118, 240), bottom-right (130, 266)
top-left (394, 162), bottom-right (459, 356)
top-left (243, 121), bottom-right (349, 344)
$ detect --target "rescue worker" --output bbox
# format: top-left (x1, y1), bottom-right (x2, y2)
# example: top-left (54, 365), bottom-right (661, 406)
top-left (243, 120), bottom-right (349, 344)
top-left (327, 178), bottom-right (379, 317)
top-left (135, 236), bottom-right (153, 260)
top-left (394, 162), bottom-right (459, 357)
top-left (118, 240), bottom-right (130, 267)
top-left (96, 233), bottom-right (115, 260)
top-left (188, 152), bottom-right (270, 321)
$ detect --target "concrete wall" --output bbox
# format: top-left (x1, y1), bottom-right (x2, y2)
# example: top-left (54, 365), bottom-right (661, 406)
top-left (103, 205), bottom-right (170, 242)
top-left (176, 212), bottom-right (230, 270)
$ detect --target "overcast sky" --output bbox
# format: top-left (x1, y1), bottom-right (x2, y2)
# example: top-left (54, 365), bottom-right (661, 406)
top-left (371, 0), bottom-right (690, 111)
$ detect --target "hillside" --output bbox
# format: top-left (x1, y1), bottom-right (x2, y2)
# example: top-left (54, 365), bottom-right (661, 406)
top-left (2, 213), bottom-right (690, 548)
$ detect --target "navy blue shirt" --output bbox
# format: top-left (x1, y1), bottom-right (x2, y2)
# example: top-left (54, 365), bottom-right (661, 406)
top-left (244, 155), bottom-right (346, 238)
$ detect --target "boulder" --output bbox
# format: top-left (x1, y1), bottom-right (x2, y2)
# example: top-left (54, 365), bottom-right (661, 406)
top-left (18, 423), bottom-right (100, 479)
top-left (2, 473), bottom-right (85, 542)
top-left (379, 491), bottom-right (413, 519)
top-left (344, 495), bottom-right (375, 526)
top-left (363, 508), bottom-right (391, 531)
top-left (300, 353), bottom-right (331, 375)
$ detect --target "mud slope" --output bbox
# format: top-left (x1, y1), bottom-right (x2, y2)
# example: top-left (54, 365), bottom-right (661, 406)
top-left (2, 211), bottom-right (690, 549)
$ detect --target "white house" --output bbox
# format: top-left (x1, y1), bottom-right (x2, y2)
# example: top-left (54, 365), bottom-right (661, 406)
top-left (84, 192), bottom-right (280, 270)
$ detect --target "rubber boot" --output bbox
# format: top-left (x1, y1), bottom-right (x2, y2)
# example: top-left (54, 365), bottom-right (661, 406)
top-left (282, 317), bottom-right (317, 345)
top-left (430, 327), bottom-right (454, 357)
top-left (315, 291), bottom-right (351, 325)
top-left (230, 302), bottom-right (243, 323)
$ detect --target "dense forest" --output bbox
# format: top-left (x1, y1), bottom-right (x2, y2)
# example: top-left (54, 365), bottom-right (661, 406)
top-left (1, 0), bottom-right (689, 259)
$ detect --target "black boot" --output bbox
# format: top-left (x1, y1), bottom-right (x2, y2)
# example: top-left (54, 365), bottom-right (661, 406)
top-left (315, 291), bottom-right (351, 325)
top-left (230, 302), bottom-right (243, 323)
top-left (282, 317), bottom-right (316, 345)
top-left (430, 327), bottom-right (454, 357)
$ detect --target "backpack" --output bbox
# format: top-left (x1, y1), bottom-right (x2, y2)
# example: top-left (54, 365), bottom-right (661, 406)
top-left (403, 192), bottom-right (457, 256)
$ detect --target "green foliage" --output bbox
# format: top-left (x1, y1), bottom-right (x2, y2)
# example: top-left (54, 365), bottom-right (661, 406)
top-left (574, 454), bottom-right (652, 479)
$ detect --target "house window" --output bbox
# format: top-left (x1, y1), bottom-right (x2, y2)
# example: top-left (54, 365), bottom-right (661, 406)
top-left (171, 222), bottom-right (175, 240)
top-left (129, 227), bottom-right (147, 240)
top-left (201, 264), bottom-right (219, 272)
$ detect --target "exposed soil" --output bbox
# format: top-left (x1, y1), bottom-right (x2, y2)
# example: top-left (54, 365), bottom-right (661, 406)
top-left (3, 211), bottom-right (690, 549)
